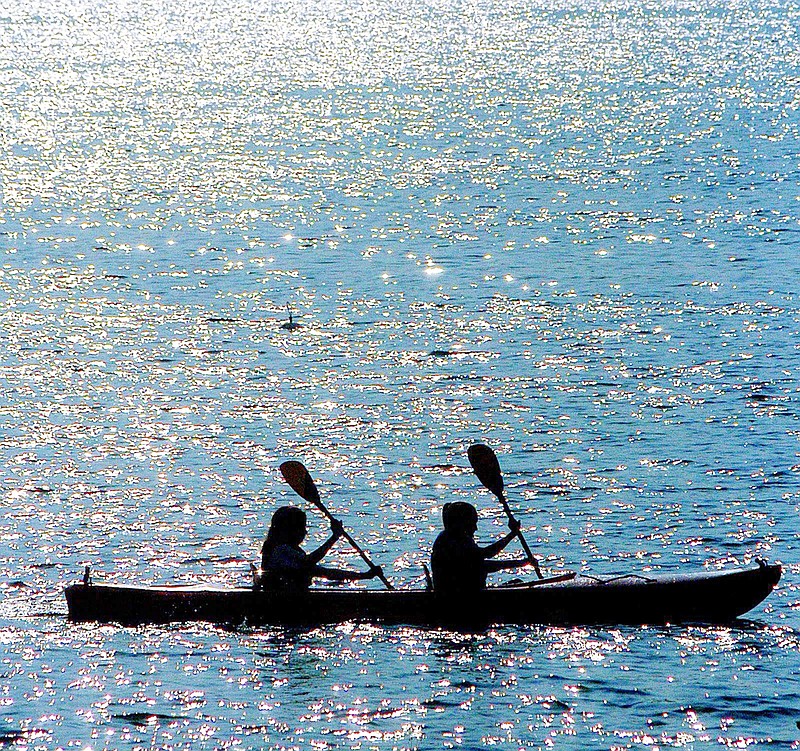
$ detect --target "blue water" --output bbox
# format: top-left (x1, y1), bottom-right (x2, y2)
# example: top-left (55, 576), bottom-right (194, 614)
top-left (1, 0), bottom-right (799, 747)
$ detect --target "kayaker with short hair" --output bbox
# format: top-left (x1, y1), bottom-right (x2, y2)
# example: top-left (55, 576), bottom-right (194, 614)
top-left (431, 501), bottom-right (531, 594)
top-left (259, 506), bottom-right (382, 591)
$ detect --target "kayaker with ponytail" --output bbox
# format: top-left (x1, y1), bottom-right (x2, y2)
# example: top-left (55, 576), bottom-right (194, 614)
top-left (259, 506), bottom-right (382, 591)
top-left (431, 501), bottom-right (531, 594)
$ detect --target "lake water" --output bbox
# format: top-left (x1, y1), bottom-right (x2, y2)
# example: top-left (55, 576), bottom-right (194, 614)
top-left (1, 0), bottom-right (799, 747)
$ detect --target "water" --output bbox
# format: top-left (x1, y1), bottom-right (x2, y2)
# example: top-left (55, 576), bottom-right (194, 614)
top-left (1, 0), bottom-right (799, 747)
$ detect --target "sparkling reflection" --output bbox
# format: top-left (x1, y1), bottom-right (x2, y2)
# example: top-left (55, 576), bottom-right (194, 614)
top-left (0, 0), bottom-right (798, 747)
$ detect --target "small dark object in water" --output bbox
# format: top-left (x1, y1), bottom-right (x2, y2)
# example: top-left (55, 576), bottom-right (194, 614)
top-left (280, 305), bottom-right (300, 330)
top-left (281, 314), bottom-right (299, 330)
top-left (113, 712), bottom-right (179, 727)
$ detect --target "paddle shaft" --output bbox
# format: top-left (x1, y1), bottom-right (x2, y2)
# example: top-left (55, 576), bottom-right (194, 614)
top-left (495, 489), bottom-right (542, 578)
top-left (313, 502), bottom-right (395, 590)
top-left (467, 444), bottom-right (544, 580)
top-left (279, 460), bottom-right (394, 590)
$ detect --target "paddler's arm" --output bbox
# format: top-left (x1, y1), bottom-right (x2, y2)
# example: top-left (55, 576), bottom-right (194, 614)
top-left (306, 519), bottom-right (345, 564)
top-left (312, 564), bottom-right (383, 582)
top-left (480, 518), bottom-right (522, 559)
top-left (484, 557), bottom-right (531, 574)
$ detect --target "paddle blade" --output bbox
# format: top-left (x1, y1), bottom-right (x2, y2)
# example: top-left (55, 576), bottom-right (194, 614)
top-left (467, 443), bottom-right (504, 497)
top-left (279, 461), bottom-right (322, 509)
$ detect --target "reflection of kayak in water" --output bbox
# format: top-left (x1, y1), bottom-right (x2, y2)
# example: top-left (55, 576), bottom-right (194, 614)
top-left (65, 562), bottom-right (781, 627)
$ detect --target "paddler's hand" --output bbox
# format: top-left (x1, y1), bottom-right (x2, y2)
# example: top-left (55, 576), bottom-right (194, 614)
top-left (330, 518), bottom-right (344, 540)
top-left (507, 518), bottom-right (521, 536)
top-left (365, 565), bottom-right (383, 580)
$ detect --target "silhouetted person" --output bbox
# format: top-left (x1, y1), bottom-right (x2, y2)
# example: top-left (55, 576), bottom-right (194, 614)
top-left (259, 506), bottom-right (381, 591)
top-left (431, 501), bottom-right (531, 595)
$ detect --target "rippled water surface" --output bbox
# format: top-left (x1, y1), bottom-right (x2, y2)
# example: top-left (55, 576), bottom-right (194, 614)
top-left (1, 0), bottom-right (799, 747)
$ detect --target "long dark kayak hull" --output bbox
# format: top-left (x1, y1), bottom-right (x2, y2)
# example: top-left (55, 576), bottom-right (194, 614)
top-left (64, 563), bottom-right (781, 627)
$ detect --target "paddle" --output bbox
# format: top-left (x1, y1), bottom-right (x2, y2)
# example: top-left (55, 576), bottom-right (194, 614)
top-left (467, 443), bottom-right (543, 579)
top-left (279, 460), bottom-right (394, 590)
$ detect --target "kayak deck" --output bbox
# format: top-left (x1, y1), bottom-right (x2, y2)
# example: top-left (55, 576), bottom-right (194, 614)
top-left (64, 562), bottom-right (781, 627)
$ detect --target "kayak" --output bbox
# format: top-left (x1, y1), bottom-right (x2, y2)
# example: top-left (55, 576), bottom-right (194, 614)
top-left (64, 561), bottom-right (781, 627)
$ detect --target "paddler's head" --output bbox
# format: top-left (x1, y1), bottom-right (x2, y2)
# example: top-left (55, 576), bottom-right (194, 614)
top-left (442, 501), bottom-right (478, 536)
top-left (269, 505), bottom-right (308, 545)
